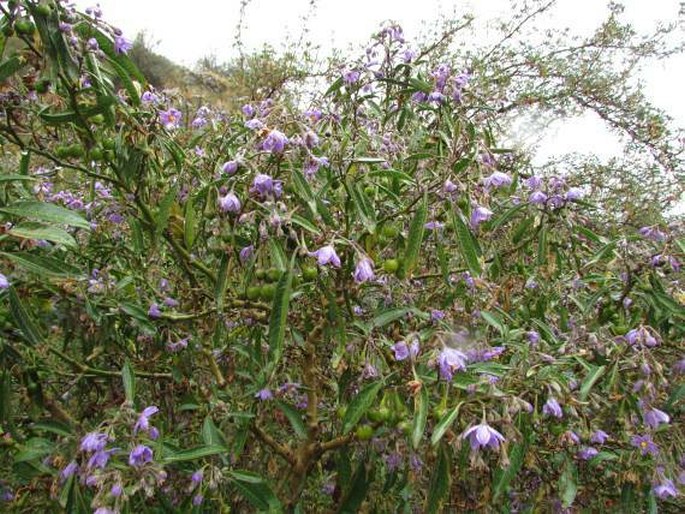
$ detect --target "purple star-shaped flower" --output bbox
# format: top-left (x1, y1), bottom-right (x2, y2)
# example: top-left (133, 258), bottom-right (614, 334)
top-left (353, 257), bottom-right (375, 283)
top-left (543, 398), bottom-right (563, 418)
top-left (461, 423), bottom-right (505, 451)
top-left (134, 406), bottom-right (159, 434)
top-left (262, 129), bottom-right (288, 154)
top-left (128, 444), bottom-right (153, 467)
top-left (218, 192), bottom-right (241, 214)
top-left (310, 245), bottom-right (341, 268)
top-left (438, 347), bottom-right (468, 381)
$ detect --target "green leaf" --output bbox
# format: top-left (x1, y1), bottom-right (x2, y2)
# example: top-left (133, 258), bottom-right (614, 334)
top-left (401, 192), bottom-right (427, 277)
top-left (229, 471), bottom-right (282, 512)
top-left (154, 186), bottom-right (178, 241)
top-left (0, 55), bottom-right (26, 82)
top-left (162, 445), bottom-right (227, 463)
top-left (559, 458), bottom-right (578, 508)
top-left (424, 446), bottom-right (451, 514)
top-left (267, 262), bottom-right (293, 368)
top-left (537, 226), bottom-right (547, 266)
top-left (215, 254), bottom-right (229, 311)
top-left (342, 381), bottom-right (383, 434)
top-left (452, 207), bottom-right (481, 275)
top-left (431, 402), bottom-right (462, 446)
top-left (8, 286), bottom-right (45, 345)
top-left (337, 461), bottom-right (372, 514)
top-left (480, 311), bottom-right (505, 336)
top-left (184, 196), bottom-right (198, 249)
top-left (494, 441), bottom-right (526, 499)
top-left (368, 307), bottom-right (412, 330)
top-left (0, 252), bottom-right (82, 278)
top-left (579, 365), bottom-right (606, 401)
top-left (14, 437), bottom-right (54, 463)
top-left (9, 222), bottom-right (77, 248)
top-left (0, 202), bottom-right (90, 229)
top-left (201, 417), bottom-right (228, 448)
top-left (121, 360), bottom-right (136, 403)
top-left (411, 387), bottom-right (429, 449)
top-left (0, 174), bottom-right (37, 183)
top-left (275, 400), bottom-right (307, 440)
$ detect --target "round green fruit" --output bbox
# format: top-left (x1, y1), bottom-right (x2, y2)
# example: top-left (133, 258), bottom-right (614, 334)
top-left (54, 145), bottom-right (70, 159)
top-left (35, 4), bottom-right (52, 16)
top-left (368, 407), bottom-right (391, 423)
top-left (260, 284), bottom-right (275, 301)
top-left (255, 269), bottom-right (267, 280)
top-left (336, 406), bottom-right (347, 420)
top-left (382, 225), bottom-right (399, 238)
top-left (364, 186), bottom-right (375, 196)
top-left (89, 148), bottom-right (103, 161)
top-left (102, 138), bottom-right (116, 150)
top-left (67, 144), bottom-right (85, 158)
top-left (355, 424), bottom-right (374, 441)
top-left (246, 286), bottom-right (261, 301)
top-left (35, 78), bottom-right (50, 94)
top-left (15, 19), bottom-right (36, 36)
top-left (302, 266), bottom-right (318, 281)
top-left (267, 268), bottom-right (282, 282)
top-left (383, 259), bottom-right (399, 273)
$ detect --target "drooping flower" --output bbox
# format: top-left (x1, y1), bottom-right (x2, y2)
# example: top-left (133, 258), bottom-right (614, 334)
top-left (148, 303), bottom-right (162, 319)
top-left (87, 448), bottom-right (116, 469)
top-left (653, 478), bottom-right (678, 499)
top-left (159, 108), bottom-right (182, 130)
top-left (565, 187), bottom-right (584, 201)
top-left (239, 245), bottom-right (254, 264)
top-left (638, 226), bottom-right (667, 242)
top-left (245, 118), bottom-right (265, 131)
top-left (128, 444), bottom-right (153, 467)
top-left (577, 447), bottom-right (599, 460)
top-left (218, 192), bottom-right (241, 214)
top-left (353, 257), bottom-right (375, 283)
top-left (424, 221), bottom-right (445, 230)
top-left (438, 347), bottom-right (468, 381)
top-left (134, 406), bottom-right (159, 434)
top-left (470, 206), bottom-right (493, 228)
top-left (529, 190), bottom-right (548, 205)
top-left (310, 245), bottom-right (341, 268)
top-left (114, 35), bottom-right (132, 54)
top-left (643, 407), bottom-right (670, 429)
top-left (111, 484), bottom-right (123, 497)
top-left (241, 104), bottom-right (255, 118)
top-left (390, 341), bottom-right (409, 361)
top-left (543, 398), bottom-right (563, 418)
top-left (255, 388), bottom-right (273, 401)
top-left (343, 69), bottom-right (361, 84)
top-left (250, 174), bottom-right (283, 199)
top-left (483, 171), bottom-right (512, 189)
top-left (430, 309), bottom-right (446, 322)
top-left (60, 461), bottom-right (78, 482)
top-left (524, 175), bottom-right (543, 190)
top-left (631, 434), bottom-right (659, 456)
top-left (461, 423), bottom-right (505, 451)
top-left (222, 160), bottom-right (238, 175)
top-left (167, 337), bottom-right (189, 352)
top-left (526, 330), bottom-right (540, 345)
top-left (262, 129), bottom-right (288, 154)
top-left (80, 432), bottom-right (109, 453)
top-left (590, 430), bottom-right (609, 444)
top-left (0, 273), bottom-right (9, 289)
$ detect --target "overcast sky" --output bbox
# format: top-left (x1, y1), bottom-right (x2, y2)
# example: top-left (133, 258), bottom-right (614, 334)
top-left (72, 0), bottom-right (683, 163)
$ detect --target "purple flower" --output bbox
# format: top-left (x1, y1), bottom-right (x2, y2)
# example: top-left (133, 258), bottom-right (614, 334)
top-left (134, 406), bottom-right (159, 434)
top-left (255, 388), bottom-right (273, 401)
top-left (310, 245), bottom-right (341, 268)
top-left (343, 69), bottom-right (361, 84)
top-left (430, 309), bottom-right (446, 322)
top-left (163, 297), bottom-right (179, 308)
top-left (242, 104), bottom-right (255, 117)
top-left (262, 129), bottom-right (288, 154)
top-left (191, 470), bottom-right (204, 486)
top-left (111, 483), bottom-right (123, 497)
top-left (86, 37), bottom-right (99, 52)
top-left (424, 220), bottom-right (445, 230)
top-left (529, 190), bottom-right (548, 205)
top-left (218, 192), bottom-right (241, 214)
top-left (128, 444), bottom-right (153, 467)
top-left (250, 173), bottom-right (283, 199)
top-left (443, 179), bottom-right (458, 194)
top-left (141, 91), bottom-right (160, 104)
top-left (483, 171), bottom-right (512, 189)
top-left (60, 461), bottom-right (78, 482)
top-left (631, 434), bottom-right (659, 456)
top-left (438, 347), bottom-right (468, 381)
top-left (114, 35), bottom-right (132, 54)
top-left (353, 257), bottom-right (375, 283)
top-left (391, 341), bottom-right (409, 361)
top-left (577, 447), bottom-right (599, 460)
top-left (643, 407), bottom-right (670, 429)
top-left (527, 330), bottom-right (540, 345)
top-left (239, 245), bottom-right (254, 264)
top-left (94, 508), bottom-right (115, 514)
top-left (543, 398), bottom-right (563, 418)
top-left (470, 206), bottom-right (493, 228)
top-left (167, 337), bottom-right (189, 352)
top-left (461, 423), bottom-right (505, 451)
top-left (80, 432), bottom-right (109, 452)
top-left (524, 176), bottom-right (543, 190)
top-left (565, 187), bottom-right (584, 201)
top-left (159, 108), bottom-right (182, 130)
top-left (653, 479), bottom-right (678, 499)
top-left (222, 160), bottom-right (238, 175)
top-left (590, 430), bottom-right (609, 444)
top-left (148, 303), bottom-right (162, 319)
top-left (87, 449), bottom-right (115, 469)
top-left (193, 494), bottom-right (204, 506)
top-left (245, 118), bottom-right (265, 131)
top-left (638, 226), bottom-right (666, 242)
top-left (0, 273), bottom-right (9, 289)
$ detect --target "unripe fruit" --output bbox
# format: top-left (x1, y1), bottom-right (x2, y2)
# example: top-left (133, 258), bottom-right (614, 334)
top-left (383, 259), bottom-right (399, 273)
top-left (35, 78), bottom-right (50, 94)
top-left (36, 4), bottom-right (52, 16)
top-left (267, 268), bottom-right (282, 282)
top-left (368, 407), bottom-right (391, 423)
top-left (55, 145), bottom-right (70, 159)
top-left (102, 138), bottom-right (116, 150)
top-left (302, 266), bottom-right (318, 281)
top-left (382, 225), bottom-right (399, 238)
top-left (355, 424), bottom-right (374, 440)
top-left (246, 286), bottom-right (261, 301)
top-left (260, 284), bottom-right (275, 301)
top-left (397, 420), bottom-right (412, 437)
top-left (336, 406), bottom-right (347, 420)
top-left (14, 19), bottom-right (36, 36)
top-left (364, 186), bottom-right (375, 196)
top-left (255, 269), bottom-right (267, 280)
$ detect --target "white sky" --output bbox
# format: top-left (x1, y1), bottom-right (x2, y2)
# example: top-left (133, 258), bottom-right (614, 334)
top-left (72, 0), bottom-right (684, 163)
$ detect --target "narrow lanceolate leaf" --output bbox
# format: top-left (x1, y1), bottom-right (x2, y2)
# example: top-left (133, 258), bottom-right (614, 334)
top-left (337, 461), bottom-right (372, 514)
top-left (579, 365), bottom-right (606, 401)
top-left (494, 441), bottom-right (526, 499)
top-left (342, 381), bottom-right (383, 434)
top-left (9, 223), bottom-right (77, 248)
top-left (424, 446), bottom-right (451, 514)
top-left (154, 187), bottom-right (178, 241)
top-left (276, 400), bottom-right (307, 440)
top-left (452, 207), bottom-right (482, 276)
top-left (537, 225), bottom-right (547, 266)
top-left (0, 252), bottom-right (82, 278)
top-left (267, 264), bottom-right (293, 366)
top-left (0, 174), bottom-right (36, 182)
top-left (0, 55), bottom-right (25, 83)
top-left (229, 471), bottom-right (282, 511)
top-left (431, 402), bottom-right (463, 446)
top-left (401, 192), bottom-right (428, 277)
top-left (411, 386), bottom-right (429, 449)
top-left (183, 196), bottom-right (198, 250)
top-left (559, 458), bottom-right (578, 508)
top-left (214, 254), bottom-right (229, 311)
top-left (0, 202), bottom-right (90, 229)
top-left (121, 360), bottom-right (136, 403)
top-left (201, 416), bottom-right (228, 448)
top-left (162, 445), bottom-right (227, 463)
top-left (8, 287), bottom-right (45, 345)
